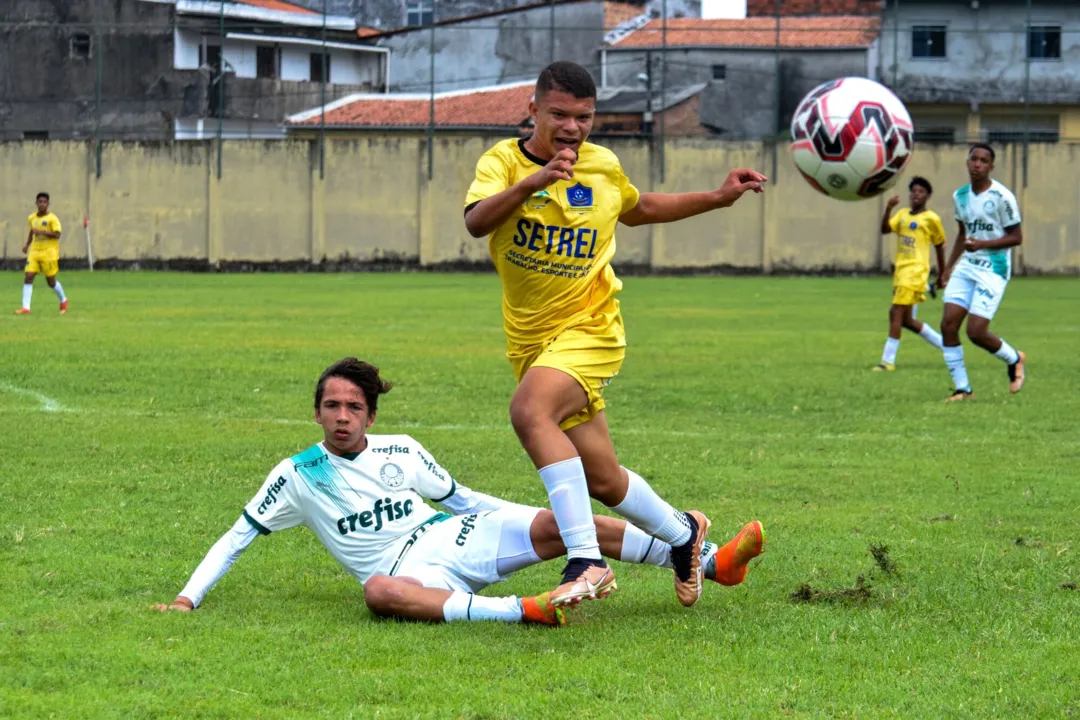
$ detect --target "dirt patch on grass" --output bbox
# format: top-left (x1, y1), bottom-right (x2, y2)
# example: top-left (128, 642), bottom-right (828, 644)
top-left (927, 514), bottom-right (953, 522)
top-left (790, 576), bottom-right (873, 606)
top-left (869, 543), bottom-right (898, 575)
top-left (1062, 582), bottom-right (1077, 591)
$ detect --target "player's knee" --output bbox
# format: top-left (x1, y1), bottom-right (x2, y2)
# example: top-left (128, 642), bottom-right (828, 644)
top-left (362, 575), bottom-right (401, 615)
top-left (509, 396), bottom-right (544, 439)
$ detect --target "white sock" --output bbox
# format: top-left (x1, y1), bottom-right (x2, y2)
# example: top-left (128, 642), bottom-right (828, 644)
top-left (882, 337), bottom-right (900, 365)
top-left (538, 458), bottom-right (600, 560)
top-left (619, 523), bottom-right (673, 567)
top-left (620, 524), bottom-right (716, 576)
top-left (52, 281), bottom-right (66, 303)
top-left (918, 324), bottom-right (944, 350)
top-left (608, 468), bottom-right (691, 547)
top-left (442, 591), bottom-right (523, 623)
top-left (994, 339), bottom-right (1019, 364)
top-left (22, 283), bottom-right (32, 310)
top-left (943, 345), bottom-right (971, 392)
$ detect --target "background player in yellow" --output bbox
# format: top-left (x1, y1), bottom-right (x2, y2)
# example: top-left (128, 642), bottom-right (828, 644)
top-left (463, 61), bottom-right (767, 608)
top-left (872, 177), bottom-right (946, 372)
top-left (16, 192), bottom-right (69, 315)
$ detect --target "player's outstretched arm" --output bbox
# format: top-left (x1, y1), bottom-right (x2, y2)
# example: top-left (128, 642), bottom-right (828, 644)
top-left (465, 149), bottom-right (576, 238)
top-left (619, 168), bottom-right (766, 227)
top-left (153, 516), bottom-right (260, 612)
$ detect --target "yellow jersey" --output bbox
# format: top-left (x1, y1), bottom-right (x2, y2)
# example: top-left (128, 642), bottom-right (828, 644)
top-left (888, 207), bottom-right (944, 288)
top-left (465, 138), bottom-right (640, 348)
top-left (28, 211), bottom-right (62, 251)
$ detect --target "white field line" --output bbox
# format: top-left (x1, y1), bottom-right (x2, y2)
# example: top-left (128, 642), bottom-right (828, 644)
top-left (0, 383), bottom-right (67, 413)
top-left (0, 402), bottom-right (1008, 444)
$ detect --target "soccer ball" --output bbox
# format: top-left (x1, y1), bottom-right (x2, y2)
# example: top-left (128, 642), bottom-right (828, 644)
top-left (790, 77), bottom-right (914, 202)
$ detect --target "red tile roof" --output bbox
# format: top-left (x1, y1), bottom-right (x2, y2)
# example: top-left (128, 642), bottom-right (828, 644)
top-left (290, 83), bottom-right (536, 127)
top-left (236, 0), bottom-right (316, 15)
top-left (748, 0), bottom-right (882, 16)
top-left (610, 15), bottom-right (880, 49)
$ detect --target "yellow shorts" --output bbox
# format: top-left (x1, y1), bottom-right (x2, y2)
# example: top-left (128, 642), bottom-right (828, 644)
top-left (507, 301), bottom-right (626, 431)
top-left (892, 285), bottom-right (926, 306)
top-left (26, 247), bottom-right (60, 277)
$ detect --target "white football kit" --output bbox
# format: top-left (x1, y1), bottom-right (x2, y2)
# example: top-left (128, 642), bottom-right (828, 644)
top-left (944, 179), bottom-right (1021, 319)
top-left (178, 435), bottom-right (542, 606)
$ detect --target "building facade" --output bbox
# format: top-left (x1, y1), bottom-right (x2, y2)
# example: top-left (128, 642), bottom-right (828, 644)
top-left (878, 0), bottom-right (1080, 143)
top-left (0, 0), bottom-right (385, 140)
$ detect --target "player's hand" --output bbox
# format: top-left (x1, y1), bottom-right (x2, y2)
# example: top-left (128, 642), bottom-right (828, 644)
top-left (22, 244), bottom-right (30, 254)
top-left (528, 149), bottom-right (577, 191)
top-left (964, 239), bottom-right (984, 252)
top-left (153, 597), bottom-right (194, 612)
top-left (715, 169), bottom-right (768, 208)
top-left (886, 195), bottom-right (900, 209)
top-left (936, 275), bottom-right (947, 289)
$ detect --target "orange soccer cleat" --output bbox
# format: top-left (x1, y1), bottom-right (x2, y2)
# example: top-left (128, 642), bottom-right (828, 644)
top-left (521, 592), bottom-right (566, 626)
top-left (708, 520), bottom-right (766, 587)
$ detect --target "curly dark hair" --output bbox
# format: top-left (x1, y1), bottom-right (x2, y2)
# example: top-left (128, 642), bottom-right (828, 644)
top-left (314, 357), bottom-right (393, 413)
top-left (536, 61), bottom-right (596, 100)
top-left (909, 176), bottom-right (932, 194)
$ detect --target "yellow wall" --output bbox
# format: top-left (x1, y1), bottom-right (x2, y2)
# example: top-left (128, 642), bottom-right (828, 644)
top-left (1, 137), bottom-right (1078, 273)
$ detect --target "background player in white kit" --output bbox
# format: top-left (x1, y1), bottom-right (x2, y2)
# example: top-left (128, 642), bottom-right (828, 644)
top-left (938, 144), bottom-right (1027, 401)
top-left (155, 358), bottom-right (765, 625)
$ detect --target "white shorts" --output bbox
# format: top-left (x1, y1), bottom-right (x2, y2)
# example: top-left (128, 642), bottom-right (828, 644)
top-left (943, 260), bottom-right (1009, 320)
top-left (391, 506), bottom-right (541, 593)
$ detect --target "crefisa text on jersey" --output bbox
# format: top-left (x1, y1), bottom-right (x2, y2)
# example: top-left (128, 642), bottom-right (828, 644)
top-left (256, 476), bottom-right (288, 515)
top-left (336, 497), bottom-right (415, 535)
top-left (370, 444), bottom-right (410, 455)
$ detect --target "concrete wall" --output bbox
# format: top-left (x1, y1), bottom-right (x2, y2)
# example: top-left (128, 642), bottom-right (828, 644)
top-left (1, 137), bottom-right (1078, 272)
top-left (381, 2), bottom-right (612, 92)
top-left (880, 0), bottom-right (1080, 105)
top-left (604, 48), bottom-right (871, 139)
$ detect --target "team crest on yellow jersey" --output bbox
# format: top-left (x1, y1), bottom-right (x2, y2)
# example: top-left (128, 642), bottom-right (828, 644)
top-left (567, 183), bottom-right (594, 211)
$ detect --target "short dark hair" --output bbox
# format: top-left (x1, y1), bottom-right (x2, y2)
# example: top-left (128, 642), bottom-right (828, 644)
top-left (536, 61), bottom-right (596, 100)
top-left (314, 357), bottom-right (393, 413)
top-left (969, 143), bottom-right (995, 163)
top-left (36, 192), bottom-right (49, 201)
top-left (909, 176), bottom-right (932, 194)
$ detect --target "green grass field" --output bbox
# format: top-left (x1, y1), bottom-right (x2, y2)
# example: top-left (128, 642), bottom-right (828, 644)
top-left (2, 271), bottom-right (1078, 718)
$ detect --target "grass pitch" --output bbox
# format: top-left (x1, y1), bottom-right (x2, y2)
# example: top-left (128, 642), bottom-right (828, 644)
top-left (2, 272), bottom-right (1079, 718)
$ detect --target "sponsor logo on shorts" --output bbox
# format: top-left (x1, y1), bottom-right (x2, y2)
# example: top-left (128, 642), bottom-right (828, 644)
top-left (455, 514), bottom-right (478, 546)
top-left (337, 497), bottom-right (414, 535)
top-left (257, 476), bottom-right (288, 515)
top-left (975, 286), bottom-right (996, 301)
